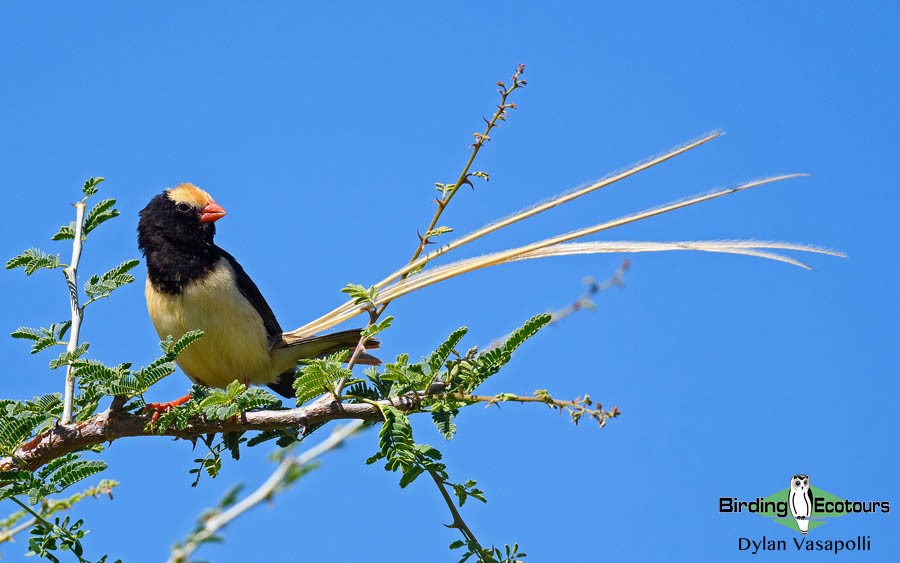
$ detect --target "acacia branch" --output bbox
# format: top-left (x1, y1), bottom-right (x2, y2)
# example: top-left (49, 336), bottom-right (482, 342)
top-left (61, 201), bottom-right (86, 424)
top-left (0, 398), bottom-right (408, 473)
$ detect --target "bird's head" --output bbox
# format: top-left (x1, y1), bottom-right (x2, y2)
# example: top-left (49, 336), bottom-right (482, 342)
top-left (138, 183), bottom-right (227, 254)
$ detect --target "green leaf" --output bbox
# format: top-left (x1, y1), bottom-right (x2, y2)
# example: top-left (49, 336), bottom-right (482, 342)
top-left (28, 484), bottom-right (50, 507)
top-left (50, 321), bottom-right (71, 341)
top-left (200, 385), bottom-right (243, 420)
top-left (155, 406), bottom-right (191, 432)
top-left (382, 353), bottom-right (428, 393)
top-left (48, 459), bottom-right (107, 491)
top-left (82, 177), bottom-right (104, 197)
top-left (134, 362), bottom-right (176, 390)
top-left (501, 313), bottom-right (551, 355)
top-left (73, 360), bottom-right (120, 385)
top-left (362, 315), bottom-right (393, 339)
top-left (0, 414), bottom-right (45, 455)
top-left (341, 283), bottom-right (378, 306)
top-left (0, 469), bottom-right (35, 483)
top-left (82, 198), bottom-right (119, 235)
top-left (25, 393), bottom-right (64, 420)
top-left (5, 248), bottom-right (62, 275)
top-left (376, 406), bottom-right (418, 475)
top-left (465, 313), bottom-right (552, 392)
top-left (11, 326), bottom-right (42, 341)
top-left (427, 326), bottom-right (468, 373)
top-left (48, 343), bottom-right (90, 370)
top-left (294, 350), bottom-right (351, 405)
top-left (218, 484), bottom-right (245, 509)
top-left (51, 222), bottom-right (76, 241)
top-left (222, 431), bottom-right (245, 461)
top-left (169, 330), bottom-right (204, 357)
top-left (398, 465), bottom-right (424, 488)
top-left (37, 453), bottom-right (80, 480)
top-left (83, 259), bottom-right (140, 300)
top-left (235, 387), bottom-right (280, 411)
top-left (104, 332), bottom-right (202, 397)
top-left (431, 406), bottom-right (458, 440)
top-left (279, 461), bottom-right (318, 489)
top-left (13, 322), bottom-right (71, 355)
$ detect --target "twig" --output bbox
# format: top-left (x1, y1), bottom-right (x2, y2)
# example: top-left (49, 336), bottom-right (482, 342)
top-left (485, 260), bottom-right (629, 351)
top-left (330, 65), bottom-right (528, 398)
top-left (168, 420), bottom-right (364, 563)
top-left (8, 497), bottom-right (83, 554)
top-left (550, 260), bottom-right (630, 322)
top-left (453, 391), bottom-right (621, 428)
top-left (0, 516), bottom-right (37, 544)
top-left (429, 470), bottom-right (486, 556)
top-left (61, 202), bottom-right (86, 424)
top-left (400, 64), bottom-right (527, 275)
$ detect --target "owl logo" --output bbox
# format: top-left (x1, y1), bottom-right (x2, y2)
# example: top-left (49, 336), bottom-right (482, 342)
top-left (789, 474), bottom-right (814, 535)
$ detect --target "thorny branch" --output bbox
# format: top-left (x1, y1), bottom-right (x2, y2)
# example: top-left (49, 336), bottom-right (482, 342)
top-left (0, 380), bottom-right (618, 476)
top-left (61, 202), bottom-right (86, 424)
top-left (0, 400), bottom-right (392, 473)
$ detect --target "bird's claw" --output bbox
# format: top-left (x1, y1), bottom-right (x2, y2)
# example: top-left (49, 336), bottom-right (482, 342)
top-left (144, 394), bottom-right (193, 423)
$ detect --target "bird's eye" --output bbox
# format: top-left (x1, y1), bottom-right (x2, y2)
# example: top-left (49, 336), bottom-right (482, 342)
top-left (176, 203), bottom-right (191, 212)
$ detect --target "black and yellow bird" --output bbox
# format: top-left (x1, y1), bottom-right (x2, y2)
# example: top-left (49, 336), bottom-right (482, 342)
top-left (137, 183), bottom-right (377, 412)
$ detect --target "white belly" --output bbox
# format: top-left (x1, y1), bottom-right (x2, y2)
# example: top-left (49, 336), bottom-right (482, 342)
top-left (145, 259), bottom-right (279, 388)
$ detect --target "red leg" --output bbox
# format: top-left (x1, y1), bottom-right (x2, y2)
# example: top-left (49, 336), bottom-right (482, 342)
top-left (145, 393), bottom-right (192, 422)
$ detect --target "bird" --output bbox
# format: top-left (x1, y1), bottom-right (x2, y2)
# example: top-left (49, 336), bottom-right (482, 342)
top-left (789, 474), bottom-right (814, 535)
top-left (137, 183), bottom-right (378, 414)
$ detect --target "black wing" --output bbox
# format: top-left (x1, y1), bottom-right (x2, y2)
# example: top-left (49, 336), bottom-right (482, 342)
top-left (217, 246), bottom-right (283, 338)
top-left (217, 247), bottom-right (299, 398)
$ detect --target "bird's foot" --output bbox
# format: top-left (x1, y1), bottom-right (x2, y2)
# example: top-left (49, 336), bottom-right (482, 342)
top-left (144, 393), bottom-right (192, 423)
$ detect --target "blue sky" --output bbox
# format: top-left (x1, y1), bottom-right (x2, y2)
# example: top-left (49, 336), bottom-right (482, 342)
top-left (1, 2), bottom-right (898, 561)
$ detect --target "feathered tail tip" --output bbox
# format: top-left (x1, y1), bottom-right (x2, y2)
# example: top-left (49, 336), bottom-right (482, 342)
top-left (289, 238), bottom-right (844, 337)
top-left (285, 132), bottom-right (843, 338)
top-left (376, 240), bottom-right (845, 303)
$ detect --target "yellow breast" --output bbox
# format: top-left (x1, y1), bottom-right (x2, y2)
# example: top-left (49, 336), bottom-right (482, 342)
top-left (145, 258), bottom-right (279, 388)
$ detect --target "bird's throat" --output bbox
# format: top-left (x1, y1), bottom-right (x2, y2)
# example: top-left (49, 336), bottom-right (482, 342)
top-left (145, 244), bottom-right (221, 295)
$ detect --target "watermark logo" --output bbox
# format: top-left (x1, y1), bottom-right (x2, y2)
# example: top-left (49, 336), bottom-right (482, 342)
top-left (719, 474), bottom-right (889, 554)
